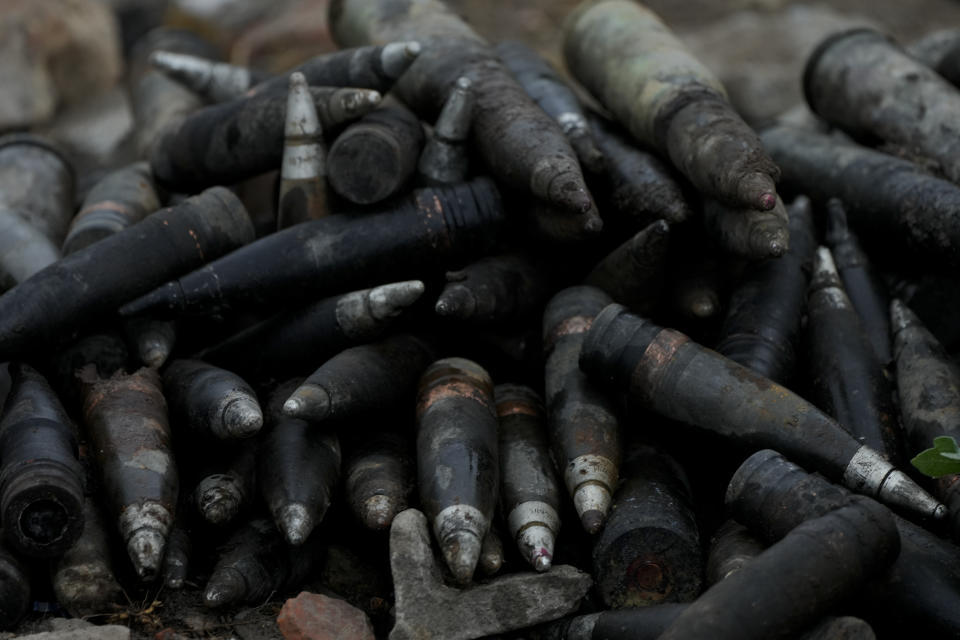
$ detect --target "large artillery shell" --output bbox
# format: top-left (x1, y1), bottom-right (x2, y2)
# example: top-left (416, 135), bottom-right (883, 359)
top-left (418, 76), bottom-right (474, 186)
top-left (703, 196), bottom-right (790, 260)
top-left (278, 72), bottom-right (329, 229)
top-left (705, 520), bottom-right (765, 586)
top-left (0, 186), bottom-right (254, 362)
top-left (122, 179), bottom-right (503, 317)
top-left (196, 281), bottom-right (425, 378)
top-left (543, 286), bottom-right (621, 534)
top-left (163, 359), bottom-right (262, 440)
top-left (579, 303), bottom-right (944, 520)
top-left (192, 440), bottom-right (257, 526)
top-left (563, 1), bottom-right (779, 211)
top-left (0, 363), bottom-right (84, 557)
top-left (540, 604), bottom-right (687, 640)
top-left (0, 206), bottom-right (61, 291)
top-left (344, 427), bottom-right (414, 531)
top-left (151, 85), bottom-right (380, 192)
top-left (416, 358), bottom-right (498, 585)
top-left (283, 334), bottom-right (434, 424)
top-left (715, 196), bottom-right (816, 385)
top-left (0, 541), bottom-right (29, 630)
top-left (80, 367), bottom-right (177, 581)
top-left (805, 29), bottom-right (960, 183)
top-left (760, 124), bottom-right (960, 268)
top-left (656, 498), bottom-right (898, 640)
top-left (63, 162), bottom-right (161, 256)
top-left (330, 0), bottom-right (599, 219)
top-left (496, 384), bottom-right (562, 572)
top-left (0, 134), bottom-right (75, 246)
top-left (584, 219), bottom-right (670, 315)
top-left (327, 98), bottom-right (424, 205)
top-left (592, 442), bottom-right (702, 608)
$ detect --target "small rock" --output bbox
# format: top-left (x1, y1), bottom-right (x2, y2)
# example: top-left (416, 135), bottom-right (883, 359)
top-left (14, 617), bottom-right (129, 640)
top-left (277, 592), bottom-right (376, 640)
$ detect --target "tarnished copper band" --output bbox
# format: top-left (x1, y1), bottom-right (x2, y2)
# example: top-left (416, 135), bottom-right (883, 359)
top-left (544, 315), bottom-right (593, 352)
top-left (631, 329), bottom-right (689, 405)
top-left (416, 381), bottom-right (493, 418)
top-left (495, 399), bottom-right (540, 418)
top-left (75, 200), bottom-right (136, 221)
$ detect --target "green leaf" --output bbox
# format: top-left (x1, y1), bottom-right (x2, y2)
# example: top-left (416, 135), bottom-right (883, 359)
top-left (911, 436), bottom-right (960, 478)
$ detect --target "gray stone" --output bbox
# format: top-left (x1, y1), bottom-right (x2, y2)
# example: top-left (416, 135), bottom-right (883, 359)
top-left (388, 509), bottom-right (592, 640)
top-left (14, 618), bottom-right (129, 640)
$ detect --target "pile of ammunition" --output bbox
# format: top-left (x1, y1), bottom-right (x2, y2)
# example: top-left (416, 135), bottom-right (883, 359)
top-left (4, 0), bottom-right (960, 638)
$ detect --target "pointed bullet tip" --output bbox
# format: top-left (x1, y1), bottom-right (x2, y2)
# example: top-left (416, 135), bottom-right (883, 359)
top-left (289, 71), bottom-right (307, 87)
top-left (889, 298), bottom-right (914, 333)
top-left (127, 529), bottom-right (166, 581)
top-left (533, 552), bottom-right (552, 572)
top-left (140, 345), bottom-right (169, 368)
top-left (362, 494), bottom-right (399, 530)
top-left (441, 530), bottom-right (482, 585)
top-left (369, 280), bottom-right (425, 319)
top-left (690, 296), bottom-right (718, 319)
top-left (758, 192), bottom-right (777, 211)
top-left (580, 509), bottom-right (605, 534)
top-left (222, 395), bottom-right (263, 438)
top-left (406, 41), bottom-right (422, 57)
top-left (278, 503), bottom-right (315, 546)
top-left (282, 397), bottom-right (303, 417)
top-left (455, 76), bottom-right (472, 90)
top-left (933, 503), bottom-right (948, 520)
top-left (435, 285), bottom-right (476, 319)
top-left (204, 570), bottom-right (245, 608)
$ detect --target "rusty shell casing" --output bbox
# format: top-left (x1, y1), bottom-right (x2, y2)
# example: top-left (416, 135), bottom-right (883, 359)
top-left (715, 196), bottom-right (816, 386)
top-left (495, 384), bottom-right (562, 572)
top-left (192, 439), bottom-right (257, 526)
top-left (0, 363), bottom-right (84, 557)
top-left (283, 334), bottom-right (434, 424)
top-left (0, 540), bottom-right (29, 630)
top-left (0, 186), bottom-right (254, 362)
top-left (330, 0), bottom-right (599, 218)
top-left (203, 517), bottom-right (324, 608)
top-left (196, 281), bottom-right (425, 378)
top-left (579, 303), bottom-right (943, 520)
top-left (702, 195), bottom-right (790, 260)
top-left (163, 359), bottom-right (263, 440)
top-left (0, 134), bottom-right (75, 246)
top-left (0, 206), bottom-right (61, 291)
top-left (656, 497), bottom-right (898, 640)
top-left (563, 1), bottom-right (779, 212)
top-left (584, 219), bottom-right (670, 316)
top-left (760, 124), bottom-right (960, 268)
top-left (805, 29), bottom-right (960, 184)
top-left (278, 72), bottom-right (330, 229)
top-left (51, 497), bottom-right (123, 618)
top-left (79, 366), bottom-right (177, 581)
top-left (825, 199), bottom-right (892, 366)
top-left (592, 442), bottom-right (702, 608)
top-left (344, 427), bottom-right (414, 531)
top-left (63, 162), bottom-right (161, 256)
top-left (327, 98), bottom-right (425, 205)
top-left (805, 247), bottom-right (904, 463)
top-left (705, 519), bottom-right (765, 586)
top-left (259, 380), bottom-right (341, 546)
top-left (543, 286), bottom-right (621, 535)
top-left (417, 76), bottom-right (474, 186)
top-left (586, 112), bottom-right (693, 227)
top-left (495, 40), bottom-right (604, 174)
top-left (540, 604), bottom-right (688, 640)
top-left (122, 178), bottom-right (503, 317)
top-left (908, 29), bottom-right (960, 87)
top-left (416, 357), bottom-right (498, 585)
top-left (726, 449), bottom-right (960, 639)
top-left (151, 85), bottom-right (380, 192)
top-left (436, 253), bottom-right (552, 327)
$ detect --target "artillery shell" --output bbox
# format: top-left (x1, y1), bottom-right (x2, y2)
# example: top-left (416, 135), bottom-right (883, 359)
top-left (278, 72), bottom-right (330, 229)
top-left (0, 206), bottom-right (61, 291)
top-left (344, 428), bottom-right (414, 531)
top-left (703, 196), bottom-right (790, 260)
top-left (163, 359), bottom-right (263, 440)
top-left (0, 134), bottom-right (75, 246)
top-left (418, 76), bottom-right (474, 186)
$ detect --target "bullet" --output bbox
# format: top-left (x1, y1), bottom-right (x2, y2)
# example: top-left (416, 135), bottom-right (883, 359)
top-left (584, 219), bottom-right (670, 315)
top-left (495, 40), bottom-right (604, 174)
top-left (260, 380), bottom-right (341, 546)
top-left (824, 198), bottom-right (893, 366)
top-left (593, 441), bottom-right (702, 608)
top-left (121, 178), bottom-right (504, 317)
top-left (418, 76), bottom-right (474, 186)
top-left (805, 247), bottom-right (904, 462)
top-left (705, 520), bottom-right (764, 586)
top-left (540, 604), bottom-right (687, 640)
top-left (278, 72), bottom-right (330, 229)
top-left (203, 517), bottom-right (324, 608)
top-left (563, 1), bottom-right (780, 211)
top-left (344, 427), bottom-right (414, 531)
top-left (187, 437), bottom-right (257, 527)
top-left (330, 0), bottom-right (599, 219)
top-left (436, 253), bottom-right (551, 327)
top-left (162, 522), bottom-right (191, 590)
top-left (578, 303), bottom-right (944, 520)
top-left (51, 497), bottom-right (123, 618)
top-left (0, 186), bottom-right (254, 362)
top-left (585, 112), bottom-right (694, 228)
top-left (0, 133), bottom-right (75, 246)
top-left (327, 97), bottom-right (425, 205)
top-left (715, 196), bottom-right (816, 385)
top-left (125, 317), bottom-right (177, 369)
top-left (805, 29), bottom-right (960, 184)
top-left (416, 358), bottom-right (499, 585)
top-left (760, 124), bottom-right (960, 268)
top-left (150, 85), bottom-right (381, 192)
top-left (0, 540), bottom-right (29, 630)
top-left (196, 281), bottom-right (425, 378)
top-left (495, 384), bottom-right (562, 573)
top-left (543, 286), bottom-right (621, 534)
top-left (656, 498), bottom-right (898, 640)
top-left (0, 206), bottom-right (61, 291)
top-left (727, 449), bottom-right (960, 638)
top-left (908, 28), bottom-right (960, 87)
top-left (283, 334), bottom-right (434, 423)
top-left (0, 363), bottom-right (84, 557)
top-left (703, 195), bottom-right (790, 260)
top-left (63, 162), bottom-right (161, 256)
top-left (79, 366), bottom-right (178, 581)
top-left (478, 526), bottom-right (505, 577)
top-left (164, 359), bottom-right (263, 440)
top-left (149, 50), bottom-right (270, 103)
